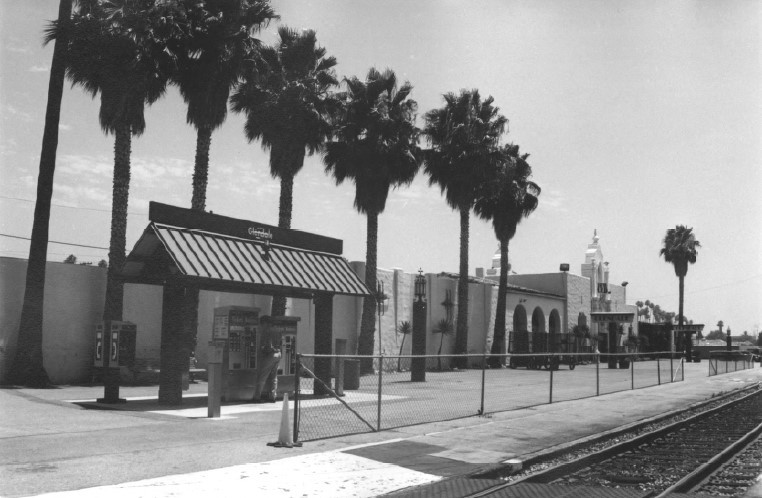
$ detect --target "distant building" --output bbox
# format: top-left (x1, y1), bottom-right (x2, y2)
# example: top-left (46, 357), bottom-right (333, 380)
top-left (477, 230), bottom-right (638, 355)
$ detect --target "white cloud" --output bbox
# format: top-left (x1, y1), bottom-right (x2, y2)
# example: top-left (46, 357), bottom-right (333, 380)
top-left (28, 64), bottom-right (50, 73)
top-left (58, 123), bottom-right (71, 131)
top-left (537, 189), bottom-right (567, 213)
top-left (3, 104), bottom-right (34, 122)
top-left (57, 154), bottom-right (113, 180)
top-left (131, 156), bottom-right (191, 183)
top-left (54, 182), bottom-right (111, 207)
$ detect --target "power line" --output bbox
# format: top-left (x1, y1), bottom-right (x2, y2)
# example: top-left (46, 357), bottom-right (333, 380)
top-left (1, 249), bottom-right (107, 259)
top-left (0, 195), bottom-right (148, 216)
top-left (631, 274), bottom-right (762, 301)
top-left (0, 233), bottom-right (109, 250)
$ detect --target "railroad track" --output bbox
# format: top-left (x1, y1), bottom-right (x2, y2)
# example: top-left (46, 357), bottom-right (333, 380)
top-left (469, 387), bottom-right (762, 497)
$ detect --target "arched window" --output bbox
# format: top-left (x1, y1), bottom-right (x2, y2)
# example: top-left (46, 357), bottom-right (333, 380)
top-left (549, 309), bottom-right (561, 335)
top-left (513, 304), bottom-right (527, 332)
top-left (532, 307), bottom-right (546, 333)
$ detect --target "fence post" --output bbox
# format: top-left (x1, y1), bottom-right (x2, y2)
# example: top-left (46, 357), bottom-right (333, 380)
top-left (596, 353), bottom-right (600, 396)
top-left (549, 355), bottom-right (554, 404)
top-left (293, 354), bottom-right (301, 444)
top-left (377, 355), bottom-right (383, 432)
top-left (681, 357), bottom-right (685, 381)
top-left (670, 355), bottom-right (674, 382)
top-left (657, 355), bottom-right (661, 385)
top-left (631, 355), bottom-right (634, 390)
top-left (479, 354), bottom-right (486, 415)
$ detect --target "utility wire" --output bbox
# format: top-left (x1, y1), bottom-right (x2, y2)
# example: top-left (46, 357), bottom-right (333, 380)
top-left (0, 194), bottom-right (148, 216)
top-left (630, 274), bottom-right (762, 301)
top-left (0, 233), bottom-right (109, 250)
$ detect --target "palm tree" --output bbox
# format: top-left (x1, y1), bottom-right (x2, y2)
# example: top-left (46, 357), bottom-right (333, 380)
top-left (323, 68), bottom-right (421, 374)
top-left (48, 0), bottom-right (175, 323)
top-left (168, 0), bottom-right (275, 400)
top-left (423, 89), bottom-right (507, 367)
top-left (432, 318), bottom-right (454, 370)
top-left (174, 0), bottom-right (276, 213)
top-left (473, 144), bottom-right (540, 367)
top-left (396, 320), bottom-right (411, 371)
top-left (7, 0), bottom-right (73, 387)
top-left (660, 225), bottom-right (701, 330)
top-left (661, 225), bottom-right (701, 358)
top-left (231, 26), bottom-right (338, 316)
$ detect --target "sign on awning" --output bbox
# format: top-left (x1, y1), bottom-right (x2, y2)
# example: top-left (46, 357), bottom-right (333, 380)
top-left (591, 312), bottom-right (634, 323)
top-left (674, 324), bottom-right (705, 333)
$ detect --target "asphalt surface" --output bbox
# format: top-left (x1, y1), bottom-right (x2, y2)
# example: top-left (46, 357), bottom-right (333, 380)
top-left (1, 361), bottom-right (761, 497)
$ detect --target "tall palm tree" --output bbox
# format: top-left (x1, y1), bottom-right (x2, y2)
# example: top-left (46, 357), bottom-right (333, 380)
top-left (48, 0), bottom-right (175, 323)
top-left (7, 0), bottom-right (73, 387)
top-left (231, 26), bottom-right (338, 316)
top-left (174, 0), bottom-right (276, 212)
top-left (423, 89), bottom-right (507, 367)
top-left (323, 68), bottom-right (421, 374)
top-left (473, 144), bottom-right (540, 367)
top-left (660, 225), bottom-right (701, 357)
top-left (168, 0), bottom-right (275, 399)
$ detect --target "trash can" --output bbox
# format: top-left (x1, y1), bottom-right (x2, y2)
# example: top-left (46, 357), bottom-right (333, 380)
top-left (344, 359), bottom-right (360, 390)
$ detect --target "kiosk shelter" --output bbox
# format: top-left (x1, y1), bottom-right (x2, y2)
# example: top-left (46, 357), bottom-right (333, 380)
top-left (120, 202), bottom-right (371, 405)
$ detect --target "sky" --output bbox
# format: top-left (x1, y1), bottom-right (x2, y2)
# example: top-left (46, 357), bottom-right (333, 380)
top-left (1, 0), bottom-right (760, 335)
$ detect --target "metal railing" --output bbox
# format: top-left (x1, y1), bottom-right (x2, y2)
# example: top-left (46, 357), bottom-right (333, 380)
top-left (293, 351), bottom-right (685, 442)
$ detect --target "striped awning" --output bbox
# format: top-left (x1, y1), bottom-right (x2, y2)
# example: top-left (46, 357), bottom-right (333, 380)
top-left (122, 223), bottom-right (370, 297)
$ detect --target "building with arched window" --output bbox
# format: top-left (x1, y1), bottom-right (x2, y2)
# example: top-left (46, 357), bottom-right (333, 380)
top-left (479, 230), bottom-right (638, 356)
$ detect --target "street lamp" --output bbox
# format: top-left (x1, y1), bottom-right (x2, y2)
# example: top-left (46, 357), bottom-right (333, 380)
top-left (412, 269), bottom-right (427, 382)
top-left (415, 269), bottom-right (426, 302)
top-left (376, 280), bottom-right (386, 355)
top-left (726, 327), bottom-right (732, 351)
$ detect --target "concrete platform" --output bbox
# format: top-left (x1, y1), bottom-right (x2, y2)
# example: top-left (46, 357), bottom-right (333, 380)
top-left (0, 362), bottom-right (760, 497)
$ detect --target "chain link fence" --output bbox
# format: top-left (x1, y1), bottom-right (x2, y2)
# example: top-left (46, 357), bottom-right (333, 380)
top-left (708, 351), bottom-right (756, 376)
top-left (293, 351), bottom-right (685, 442)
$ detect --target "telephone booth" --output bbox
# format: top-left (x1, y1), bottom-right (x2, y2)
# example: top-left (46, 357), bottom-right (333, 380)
top-left (210, 307), bottom-right (301, 401)
top-left (257, 316), bottom-right (300, 396)
top-left (212, 306), bottom-right (260, 401)
top-left (94, 321), bottom-right (136, 369)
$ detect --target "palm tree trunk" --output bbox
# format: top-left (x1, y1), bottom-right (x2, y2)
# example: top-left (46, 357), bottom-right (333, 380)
top-left (397, 334), bottom-right (406, 371)
top-left (7, 0), bottom-right (72, 387)
top-left (678, 275), bottom-right (685, 328)
top-left (489, 237), bottom-right (509, 367)
top-left (454, 206), bottom-right (470, 367)
top-left (103, 124), bottom-right (132, 322)
top-left (191, 125), bottom-right (211, 211)
top-left (177, 125), bottom-right (212, 394)
top-left (438, 334), bottom-right (444, 370)
top-left (357, 211), bottom-right (378, 374)
top-left (271, 171), bottom-right (296, 317)
top-left (278, 171), bottom-right (294, 230)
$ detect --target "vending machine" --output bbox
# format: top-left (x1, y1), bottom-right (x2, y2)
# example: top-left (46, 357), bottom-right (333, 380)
top-left (212, 306), bottom-right (260, 401)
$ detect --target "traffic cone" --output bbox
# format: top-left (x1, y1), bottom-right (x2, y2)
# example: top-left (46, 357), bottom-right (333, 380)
top-left (267, 393), bottom-right (301, 448)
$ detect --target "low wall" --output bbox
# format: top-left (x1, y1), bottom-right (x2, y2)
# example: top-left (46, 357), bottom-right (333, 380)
top-left (1, 257), bottom-right (582, 384)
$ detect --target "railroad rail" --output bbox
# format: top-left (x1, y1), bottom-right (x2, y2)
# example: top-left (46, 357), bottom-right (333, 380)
top-left (469, 386), bottom-right (762, 497)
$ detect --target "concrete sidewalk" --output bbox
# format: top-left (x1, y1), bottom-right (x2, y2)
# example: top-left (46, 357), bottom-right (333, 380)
top-left (1, 362), bottom-right (760, 497)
